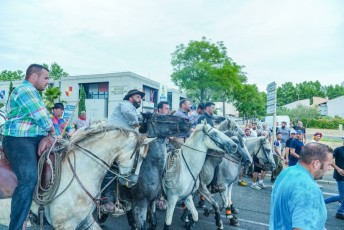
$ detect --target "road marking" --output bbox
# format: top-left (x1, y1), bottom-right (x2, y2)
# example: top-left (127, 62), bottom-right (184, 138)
top-left (235, 218), bottom-right (269, 227)
top-left (323, 191), bottom-right (338, 196)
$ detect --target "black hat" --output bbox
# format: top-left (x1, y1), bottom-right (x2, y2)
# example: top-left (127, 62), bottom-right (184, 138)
top-left (123, 89), bottom-right (145, 100)
top-left (52, 102), bottom-right (64, 109)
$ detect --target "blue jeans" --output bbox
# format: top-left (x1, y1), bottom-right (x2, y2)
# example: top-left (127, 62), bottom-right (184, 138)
top-left (101, 166), bottom-right (116, 203)
top-left (3, 135), bottom-right (44, 230)
top-left (325, 180), bottom-right (344, 214)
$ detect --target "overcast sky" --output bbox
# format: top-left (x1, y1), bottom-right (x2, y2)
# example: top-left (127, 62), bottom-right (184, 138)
top-left (0, 0), bottom-right (343, 91)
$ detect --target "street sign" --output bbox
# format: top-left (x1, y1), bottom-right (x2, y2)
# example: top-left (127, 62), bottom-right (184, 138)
top-left (266, 82), bottom-right (276, 92)
top-left (267, 91), bottom-right (275, 101)
top-left (267, 104), bottom-right (276, 114)
top-left (267, 98), bottom-right (276, 106)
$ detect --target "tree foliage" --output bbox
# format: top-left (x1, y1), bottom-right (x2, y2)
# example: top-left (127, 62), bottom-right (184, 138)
top-left (171, 37), bottom-right (246, 103)
top-left (233, 84), bottom-right (266, 117)
top-left (277, 81), bottom-right (344, 106)
top-left (43, 62), bottom-right (69, 80)
top-left (43, 86), bottom-right (62, 110)
top-left (0, 70), bottom-right (24, 81)
top-left (78, 85), bottom-right (86, 115)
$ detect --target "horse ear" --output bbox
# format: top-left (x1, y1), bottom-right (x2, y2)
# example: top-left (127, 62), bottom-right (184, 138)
top-left (202, 119), bottom-right (208, 126)
top-left (143, 137), bottom-right (156, 145)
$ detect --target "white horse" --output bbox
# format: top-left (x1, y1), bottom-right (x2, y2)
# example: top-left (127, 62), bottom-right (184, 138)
top-left (0, 124), bottom-right (154, 230)
top-left (197, 132), bottom-right (252, 230)
top-left (162, 122), bottom-right (238, 230)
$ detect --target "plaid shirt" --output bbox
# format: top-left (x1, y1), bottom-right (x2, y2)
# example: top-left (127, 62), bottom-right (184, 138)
top-left (2, 80), bottom-right (52, 137)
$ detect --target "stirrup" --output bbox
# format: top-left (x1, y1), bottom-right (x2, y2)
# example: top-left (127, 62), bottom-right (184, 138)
top-left (112, 200), bottom-right (125, 217)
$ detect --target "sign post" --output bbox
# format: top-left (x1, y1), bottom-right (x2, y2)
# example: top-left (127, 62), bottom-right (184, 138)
top-left (266, 82), bottom-right (277, 149)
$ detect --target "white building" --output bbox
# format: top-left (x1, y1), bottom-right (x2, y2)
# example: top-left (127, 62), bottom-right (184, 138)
top-left (0, 71), bottom-right (186, 121)
top-left (327, 95), bottom-right (344, 118)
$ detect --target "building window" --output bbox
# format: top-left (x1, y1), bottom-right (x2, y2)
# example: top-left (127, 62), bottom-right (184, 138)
top-left (80, 82), bottom-right (109, 99)
top-left (143, 85), bottom-right (158, 108)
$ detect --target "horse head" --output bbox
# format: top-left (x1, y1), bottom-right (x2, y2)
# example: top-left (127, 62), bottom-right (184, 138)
top-left (258, 136), bottom-right (276, 170)
top-left (195, 121), bottom-right (237, 155)
top-left (223, 130), bottom-right (252, 166)
top-left (218, 118), bottom-right (245, 137)
top-left (140, 112), bottom-right (191, 138)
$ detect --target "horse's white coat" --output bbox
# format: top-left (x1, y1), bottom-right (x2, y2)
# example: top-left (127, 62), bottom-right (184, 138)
top-left (163, 122), bottom-right (237, 227)
top-left (0, 125), bottom-right (153, 230)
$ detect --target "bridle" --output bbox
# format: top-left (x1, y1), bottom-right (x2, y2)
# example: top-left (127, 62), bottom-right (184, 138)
top-left (56, 141), bottom-right (141, 207)
top-left (253, 138), bottom-right (272, 170)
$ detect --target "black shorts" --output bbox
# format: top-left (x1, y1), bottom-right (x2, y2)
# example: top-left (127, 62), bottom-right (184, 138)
top-left (253, 156), bottom-right (263, 173)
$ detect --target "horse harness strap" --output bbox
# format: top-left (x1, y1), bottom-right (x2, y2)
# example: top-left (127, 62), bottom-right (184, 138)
top-left (181, 150), bottom-right (197, 183)
top-left (206, 151), bottom-right (241, 165)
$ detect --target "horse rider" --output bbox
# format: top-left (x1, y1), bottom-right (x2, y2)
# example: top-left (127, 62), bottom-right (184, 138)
top-left (51, 102), bottom-right (74, 138)
top-left (172, 99), bottom-right (192, 143)
top-left (101, 89), bottom-right (145, 213)
top-left (197, 102), bottom-right (215, 127)
top-left (2, 64), bottom-right (55, 230)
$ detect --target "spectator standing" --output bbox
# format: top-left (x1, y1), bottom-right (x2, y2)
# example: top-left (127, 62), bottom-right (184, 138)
top-left (285, 129), bottom-right (296, 165)
top-left (293, 121), bottom-right (307, 143)
top-left (270, 143), bottom-right (333, 229)
top-left (244, 127), bottom-right (252, 138)
top-left (74, 111), bottom-right (90, 130)
top-left (2, 64), bottom-right (54, 230)
top-left (271, 133), bottom-right (283, 182)
top-left (250, 122), bottom-right (258, 137)
top-left (325, 137), bottom-right (344, 220)
top-left (288, 130), bottom-right (305, 166)
top-left (251, 130), bottom-right (269, 190)
top-left (277, 121), bottom-right (290, 154)
top-left (258, 122), bottom-right (272, 142)
top-left (310, 132), bottom-right (322, 143)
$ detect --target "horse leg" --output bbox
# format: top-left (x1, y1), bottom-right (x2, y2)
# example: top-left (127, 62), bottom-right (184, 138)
top-left (226, 184), bottom-right (240, 227)
top-left (228, 183), bottom-right (239, 214)
top-left (183, 195), bottom-right (198, 230)
top-left (79, 214), bottom-right (102, 230)
top-left (147, 200), bottom-right (157, 230)
top-left (198, 185), bottom-right (223, 230)
top-left (126, 210), bottom-right (137, 229)
top-left (132, 199), bottom-right (148, 230)
top-left (164, 195), bottom-right (178, 230)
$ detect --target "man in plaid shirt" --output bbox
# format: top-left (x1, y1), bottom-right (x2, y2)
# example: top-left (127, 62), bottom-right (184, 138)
top-left (2, 64), bottom-right (55, 230)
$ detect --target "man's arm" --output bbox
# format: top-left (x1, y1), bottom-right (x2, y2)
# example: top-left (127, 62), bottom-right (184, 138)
top-left (332, 163), bottom-right (344, 176)
top-left (120, 103), bottom-right (139, 127)
top-left (289, 148), bottom-right (299, 159)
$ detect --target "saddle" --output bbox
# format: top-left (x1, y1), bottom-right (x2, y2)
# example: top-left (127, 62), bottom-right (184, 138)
top-left (0, 136), bottom-right (59, 199)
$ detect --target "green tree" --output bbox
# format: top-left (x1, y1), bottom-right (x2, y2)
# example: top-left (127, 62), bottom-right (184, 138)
top-left (0, 70), bottom-right (24, 81)
top-left (171, 37), bottom-right (246, 103)
top-left (277, 82), bottom-right (297, 106)
top-left (6, 81), bottom-right (14, 105)
top-left (295, 81), bottom-right (325, 104)
top-left (78, 85), bottom-right (86, 115)
top-left (233, 84), bottom-right (266, 117)
top-left (43, 62), bottom-right (69, 80)
top-left (325, 84), bottom-right (344, 100)
top-left (43, 86), bottom-right (62, 110)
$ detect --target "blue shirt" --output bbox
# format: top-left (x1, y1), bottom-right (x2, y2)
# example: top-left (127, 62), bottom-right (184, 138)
top-left (289, 139), bottom-right (304, 166)
top-left (108, 100), bottom-right (139, 130)
top-left (270, 163), bottom-right (327, 230)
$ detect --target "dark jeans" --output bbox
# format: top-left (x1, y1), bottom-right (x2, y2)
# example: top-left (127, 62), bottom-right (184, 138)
top-left (3, 135), bottom-right (44, 230)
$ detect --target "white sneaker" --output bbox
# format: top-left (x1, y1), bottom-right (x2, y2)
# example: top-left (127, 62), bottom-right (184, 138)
top-left (251, 184), bottom-right (261, 190)
top-left (258, 181), bottom-right (267, 189)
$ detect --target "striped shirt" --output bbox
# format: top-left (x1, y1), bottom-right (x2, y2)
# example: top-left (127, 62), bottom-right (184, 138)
top-left (2, 80), bottom-right (52, 137)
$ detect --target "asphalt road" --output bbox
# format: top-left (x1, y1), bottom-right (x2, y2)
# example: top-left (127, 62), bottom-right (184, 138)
top-left (98, 173), bottom-right (344, 230)
top-left (1, 173), bottom-right (343, 230)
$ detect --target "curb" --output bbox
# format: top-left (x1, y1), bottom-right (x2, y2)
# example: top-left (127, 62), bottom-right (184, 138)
top-left (317, 179), bottom-right (337, 185)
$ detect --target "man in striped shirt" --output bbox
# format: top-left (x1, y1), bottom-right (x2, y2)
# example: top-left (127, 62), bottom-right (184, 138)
top-left (2, 64), bottom-right (55, 230)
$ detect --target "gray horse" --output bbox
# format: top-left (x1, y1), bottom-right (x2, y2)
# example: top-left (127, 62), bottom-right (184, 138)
top-left (197, 131), bottom-right (252, 230)
top-left (163, 122), bottom-right (238, 230)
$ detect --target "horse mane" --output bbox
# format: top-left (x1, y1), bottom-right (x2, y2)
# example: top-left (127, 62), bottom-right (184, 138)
top-left (63, 123), bottom-right (139, 159)
top-left (223, 130), bottom-right (244, 148)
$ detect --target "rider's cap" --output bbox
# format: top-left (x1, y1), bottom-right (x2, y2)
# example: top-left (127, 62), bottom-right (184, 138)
top-left (290, 129), bottom-right (296, 134)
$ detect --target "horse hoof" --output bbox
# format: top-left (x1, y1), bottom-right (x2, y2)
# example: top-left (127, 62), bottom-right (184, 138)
top-left (163, 224), bottom-right (170, 230)
top-left (186, 221), bottom-right (196, 230)
top-left (148, 225), bottom-right (156, 230)
top-left (231, 204), bottom-right (239, 214)
top-left (229, 216), bottom-right (240, 226)
top-left (198, 199), bottom-right (206, 208)
top-left (203, 208), bottom-right (211, 217)
top-left (216, 220), bottom-right (222, 227)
